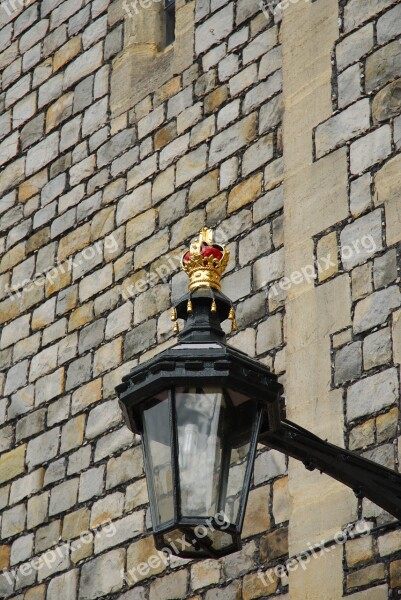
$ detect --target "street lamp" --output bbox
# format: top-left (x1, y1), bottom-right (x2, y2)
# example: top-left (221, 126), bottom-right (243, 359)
top-left (117, 228), bottom-right (401, 560)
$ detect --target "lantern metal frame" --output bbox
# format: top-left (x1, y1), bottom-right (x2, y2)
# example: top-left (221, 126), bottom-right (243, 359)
top-left (117, 288), bottom-right (283, 558)
top-left (117, 281), bottom-right (401, 560)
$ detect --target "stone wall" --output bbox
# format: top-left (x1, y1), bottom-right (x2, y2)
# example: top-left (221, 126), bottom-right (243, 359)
top-left (0, 0), bottom-right (400, 598)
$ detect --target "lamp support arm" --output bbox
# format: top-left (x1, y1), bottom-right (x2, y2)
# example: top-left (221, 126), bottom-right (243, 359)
top-left (260, 420), bottom-right (401, 521)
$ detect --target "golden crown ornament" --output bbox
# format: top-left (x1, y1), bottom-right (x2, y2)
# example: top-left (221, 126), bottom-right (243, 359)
top-left (181, 227), bottom-right (229, 292)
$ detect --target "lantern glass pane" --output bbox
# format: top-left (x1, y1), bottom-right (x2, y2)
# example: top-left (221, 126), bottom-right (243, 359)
top-left (175, 387), bottom-right (259, 525)
top-left (142, 393), bottom-right (174, 526)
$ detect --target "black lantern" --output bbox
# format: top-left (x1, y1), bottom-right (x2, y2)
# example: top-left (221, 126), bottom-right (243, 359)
top-left (117, 228), bottom-right (401, 560)
top-left (117, 229), bottom-right (282, 558)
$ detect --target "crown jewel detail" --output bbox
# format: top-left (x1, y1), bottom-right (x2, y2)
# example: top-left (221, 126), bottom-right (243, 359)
top-left (182, 228), bottom-right (229, 292)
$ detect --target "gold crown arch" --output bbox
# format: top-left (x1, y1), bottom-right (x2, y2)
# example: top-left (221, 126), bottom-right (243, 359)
top-left (181, 227), bottom-right (230, 292)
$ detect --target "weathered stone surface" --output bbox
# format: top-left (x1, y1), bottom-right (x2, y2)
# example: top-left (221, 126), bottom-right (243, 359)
top-left (209, 114), bottom-right (256, 166)
top-left (243, 485), bottom-right (270, 538)
top-left (79, 549), bottom-right (125, 599)
top-left (334, 342), bottom-right (362, 385)
top-left (364, 327), bottom-right (392, 370)
top-left (205, 581), bottom-right (242, 600)
top-left (350, 125), bottom-right (392, 175)
top-left (1, 503), bottom-right (26, 538)
top-left (191, 559), bottom-right (221, 591)
top-left (149, 570), bottom-right (188, 600)
top-left (195, 4), bottom-right (234, 55)
top-left (90, 492), bottom-right (124, 528)
top-left (347, 563), bottom-right (386, 590)
top-left (106, 446), bottom-right (143, 489)
top-left (336, 23), bottom-right (374, 70)
top-left (344, 0), bottom-right (394, 32)
top-left (47, 570), bottom-right (78, 600)
top-left (0, 445), bottom-right (26, 485)
top-left (373, 78), bottom-right (401, 123)
top-left (366, 39), bottom-right (401, 92)
top-left (347, 368), bottom-right (399, 421)
top-left (375, 153), bottom-right (401, 245)
top-left (354, 286), bottom-right (401, 333)
top-left (315, 99), bottom-right (370, 159)
top-left (228, 173), bottom-right (262, 214)
top-left (26, 428), bottom-right (59, 469)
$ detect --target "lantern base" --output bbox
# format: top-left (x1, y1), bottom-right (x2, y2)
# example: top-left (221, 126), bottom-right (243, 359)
top-left (153, 521), bottom-right (242, 559)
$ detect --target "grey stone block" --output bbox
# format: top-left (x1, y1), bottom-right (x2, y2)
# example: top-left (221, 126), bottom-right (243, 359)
top-left (347, 368), bottom-right (399, 421)
top-left (49, 477), bottom-right (79, 516)
top-left (334, 342), bottom-right (362, 385)
top-left (354, 286), bottom-right (401, 333)
top-left (124, 319), bottom-right (157, 360)
top-left (65, 354), bottom-right (92, 391)
top-left (78, 549), bottom-right (125, 599)
top-left (78, 319), bottom-right (106, 354)
top-left (373, 249), bottom-right (398, 289)
top-left (363, 327), bottom-right (392, 370)
top-left (78, 465), bottom-right (105, 502)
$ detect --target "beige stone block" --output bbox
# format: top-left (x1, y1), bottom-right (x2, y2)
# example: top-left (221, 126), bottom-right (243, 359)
top-left (346, 535), bottom-right (374, 567)
top-left (127, 536), bottom-right (166, 583)
top-left (171, 210), bottom-right (204, 249)
top-left (125, 478), bottom-right (148, 511)
top-left (228, 173), bottom-right (262, 214)
top-left (58, 224), bottom-right (91, 262)
top-left (392, 560), bottom-right (401, 589)
top-left (53, 37), bottom-right (82, 72)
top-left (25, 585), bottom-right (46, 600)
top-left (349, 418), bottom-right (375, 450)
top-left (60, 415), bottom-right (85, 453)
top-left (135, 231), bottom-right (169, 269)
top-left (242, 485), bottom-right (270, 539)
top-left (242, 571), bottom-right (278, 600)
top-left (121, 269), bottom-right (147, 299)
top-left (0, 297), bottom-right (21, 326)
top-left (71, 378), bottom-right (102, 415)
top-left (69, 303), bottom-right (94, 331)
top-left (205, 85), bottom-right (228, 113)
top-left (18, 170), bottom-right (48, 202)
top-left (126, 209), bottom-right (157, 247)
top-left (45, 267), bottom-right (72, 297)
top-left (191, 559), bottom-right (220, 591)
top-left (188, 170), bottom-right (218, 209)
top-left (0, 243), bottom-right (25, 275)
top-left (317, 232), bottom-right (339, 282)
top-left (152, 167), bottom-right (175, 204)
top-left (71, 537), bottom-right (93, 564)
top-left (374, 153), bottom-right (401, 245)
top-left (154, 122), bottom-right (177, 150)
top-left (347, 563), bottom-right (386, 590)
top-left (0, 157), bottom-right (25, 197)
top-left (0, 445), bottom-right (26, 485)
top-left (378, 530), bottom-right (401, 556)
top-left (155, 76), bottom-right (181, 106)
top-left (90, 493), bottom-right (124, 529)
top-left (27, 492), bottom-right (49, 529)
top-left (90, 207), bottom-right (115, 242)
top-left (273, 476), bottom-right (290, 524)
top-left (62, 507), bottom-right (90, 541)
top-left (0, 545), bottom-right (10, 570)
top-left (376, 407), bottom-right (398, 443)
top-left (94, 337), bottom-right (122, 376)
top-left (46, 93), bottom-right (74, 133)
top-left (26, 228), bottom-right (51, 254)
